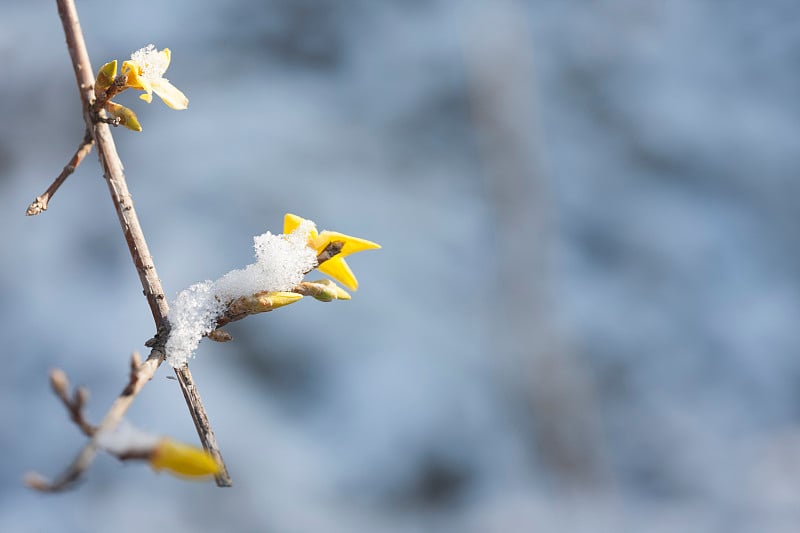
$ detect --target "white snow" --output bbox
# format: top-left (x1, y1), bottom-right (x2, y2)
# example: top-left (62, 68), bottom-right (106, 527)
top-left (96, 419), bottom-right (161, 455)
top-left (164, 221), bottom-right (317, 367)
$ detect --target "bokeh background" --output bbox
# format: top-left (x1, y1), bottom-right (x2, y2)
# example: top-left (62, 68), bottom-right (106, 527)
top-left (2, 0), bottom-right (800, 531)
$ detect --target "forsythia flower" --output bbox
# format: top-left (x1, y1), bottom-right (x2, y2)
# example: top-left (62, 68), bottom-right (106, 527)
top-left (149, 438), bottom-right (221, 478)
top-left (284, 213), bottom-right (381, 290)
top-left (96, 421), bottom-right (219, 480)
top-left (122, 44), bottom-right (189, 110)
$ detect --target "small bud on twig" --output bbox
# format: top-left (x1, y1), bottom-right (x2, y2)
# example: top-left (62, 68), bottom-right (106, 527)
top-left (49, 368), bottom-right (70, 397)
top-left (207, 329), bottom-right (232, 342)
top-left (294, 279), bottom-right (351, 302)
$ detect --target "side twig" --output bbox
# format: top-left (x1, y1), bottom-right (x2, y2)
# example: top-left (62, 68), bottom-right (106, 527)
top-left (49, 368), bottom-right (95, 437)
top-left (26, 351), bottom-right (164, 491)
top-left (26, 129), bottom-right (93, 216)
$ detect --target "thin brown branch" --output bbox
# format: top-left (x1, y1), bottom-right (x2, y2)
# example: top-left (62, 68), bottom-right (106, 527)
top-left (316, 241), bottom-right (344, 264)
top-left (26, 0), bottom-right (232, 488)
top-left (90, 73), bottom-right (129, 115)
top-left (26, 129), bottom-right (93, 216)
top-left (26, 349), bottom-right (163, 492)
top-left (28, 352), bottom-right (223, 491)
top-left (49, 368), bottom-right (95, 437)
top-left (173, 364), bottom-right (229, 486)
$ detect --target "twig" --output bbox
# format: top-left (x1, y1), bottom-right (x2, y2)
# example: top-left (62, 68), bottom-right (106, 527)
top-left (26, 350), bottom-right (163, 491)
top-left (26, 129), bottom-right (93, 216)
top-left (26, 0), bottom-right (232, 489)
top-left (173, 364), bottom-right (228, 480)
top-left (316, 241), bottom-right (344, 264)
top-left (49, 368), bottom-right (95, 437)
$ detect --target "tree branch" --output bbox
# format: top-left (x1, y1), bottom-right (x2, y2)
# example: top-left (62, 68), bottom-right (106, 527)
top-left (25, 352), bottom-right (162, 491)
top-left (49, 368), bottom-right (95, 437)
top-left (26, 129), bottom-right (94, 216)
top-left (28, 0), bottom-right (232, 488)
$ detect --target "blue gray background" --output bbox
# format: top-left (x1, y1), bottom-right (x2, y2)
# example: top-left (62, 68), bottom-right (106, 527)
top-left (2, 1), bottom-right (800, 531)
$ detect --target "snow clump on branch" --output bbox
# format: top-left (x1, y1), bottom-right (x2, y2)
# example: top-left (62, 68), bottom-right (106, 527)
top-left (165, 221), bottom-right (317, 367)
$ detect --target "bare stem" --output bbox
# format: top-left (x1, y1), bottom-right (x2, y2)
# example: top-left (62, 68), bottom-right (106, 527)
top-left (173, 364), bottom-right (229, 485)
top-left (26, 129), bottom-right (93, 216)
top-left (26, 350), bottom-right (163, 491)
top-left (49, 368), bottom-right (95, 437)
top-left (28, 0), bottom-right (232, 489)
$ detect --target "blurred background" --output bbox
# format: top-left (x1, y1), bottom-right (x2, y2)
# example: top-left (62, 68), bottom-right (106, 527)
top-left (2, 0), bottom-right (800, 531)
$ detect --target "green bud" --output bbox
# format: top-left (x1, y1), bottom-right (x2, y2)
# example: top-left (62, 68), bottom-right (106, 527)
top-left (105, 101), bottom-right (142, 132)
top-left (95, 60), bottom-right (118, 94)
top-left (296, 279), bottom-right (351, 302)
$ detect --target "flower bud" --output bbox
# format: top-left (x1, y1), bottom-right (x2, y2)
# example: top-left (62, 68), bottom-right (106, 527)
top-left (295, 279), bottom-right (351, 302)
top-left (149, 438), bottom-right (220, 478)
top-left (94, 60), bottom-right (118, 95)
top-left (105, 102), bottom-right (142, 132)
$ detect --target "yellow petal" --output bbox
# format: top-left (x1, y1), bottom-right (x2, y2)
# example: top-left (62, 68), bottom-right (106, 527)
top-left (149, 438), bottom-right (220, 478)
top-left (317, 256), bottom-right (359, 291)
top-left (139, 92), bottom-right (154, 104)
top-left (151, 78), bottom-right (188, 110)
top-left (161, 48), bottom-right (172, 70)
top-left (315, 231), bottom-right (381, 257)
top-left (283, 213), bottom-right (305, 234)
top-left (283, 213), bottom-right (319, 239)
top-left (121, 60), bottom-right (148, 91)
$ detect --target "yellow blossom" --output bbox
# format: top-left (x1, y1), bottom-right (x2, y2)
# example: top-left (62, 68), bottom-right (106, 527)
top-left (122, 45), bottom-right (188, 110)
top-left (149, 438), bottom-right (220, 478)
top-left (284, 213), bottom-right (381, 290)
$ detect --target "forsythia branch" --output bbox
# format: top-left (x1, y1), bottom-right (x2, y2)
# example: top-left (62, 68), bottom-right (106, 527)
top-left (26, 1), bottom-right (380, 493)
top-left (25, 0), bottom-right (231, 490)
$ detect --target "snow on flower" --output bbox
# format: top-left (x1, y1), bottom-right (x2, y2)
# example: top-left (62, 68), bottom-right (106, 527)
top-left (122, 44), bottom-right (189, 109)
top-left (283, 213), bottom-right (381, 290)
top-left (165, 220), bottom-right (317, 367)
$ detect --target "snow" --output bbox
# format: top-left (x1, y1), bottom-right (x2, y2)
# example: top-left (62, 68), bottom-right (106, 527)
top-left (130, 44), bottom-right (170, 81)
top-left (96, 420), bottom-right (161, 456)
top-left (165, 222), bottom-right (316, 367)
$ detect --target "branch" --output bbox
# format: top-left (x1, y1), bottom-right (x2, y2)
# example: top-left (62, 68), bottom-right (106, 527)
top-left (49, 368), bottom-right (95, 437)
top-left (26, 129), bottom-right (94, 216)
top-left (208, 245), bottom-right (348, 341)
top-left (26, 351), bottom-right (163, 491)
top-left (30, 0), bottom-right (232, 488)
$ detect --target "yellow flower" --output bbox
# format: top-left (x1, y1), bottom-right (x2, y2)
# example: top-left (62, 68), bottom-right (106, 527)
top-left (149, 438), bottom-right (220, 479)
top-left (284, 213), bottom-right (381, 291)
top-left (122, 45), bottom-right (188, 110)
